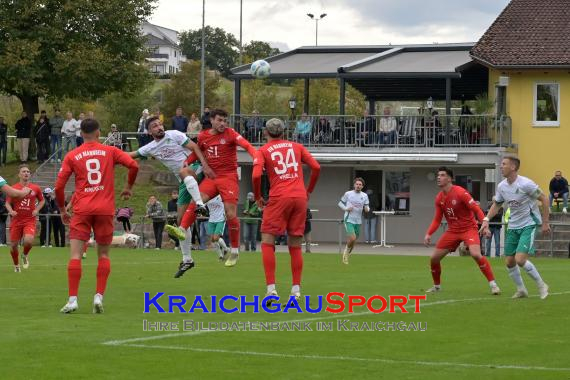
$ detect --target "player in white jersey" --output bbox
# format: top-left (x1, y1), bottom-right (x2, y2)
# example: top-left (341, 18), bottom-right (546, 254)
top-left (205, 195), bottom-right (229, 261)
top-left (129, 116), bottom-right (214, 278)
top-left (338, 177), bottom-right (370, 264)
top-left (0, 176), bottom-right (31, 198)
top-left (481, 157), bottom-right (550, 299)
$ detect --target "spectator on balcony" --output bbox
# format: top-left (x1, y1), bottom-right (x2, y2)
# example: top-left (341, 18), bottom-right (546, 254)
top-left (15, 111), bottom-right (32, 163)
top-left (187, 113), bottom-right (202, 140)
top-left (245, 110), bottom-right (264, 143)
top-left (62, 111), bottom-right (77, 154)
top-left (171, 106), bottom-right (189, 133)
top-left (458, 104), bottom-right (473, 144)
top-left (549, 170), bottom-right (569, 213)
top-left (295, 112), bottom-right (312, 144)
top-left (49, 110), bottom-right (64, 162)
top-left (361, 110), bottom-right (376, 145)
top-left (377, 107), bottom-right (397, 145)
top-left (201, 106), bottom-right (211, 130)
top-left (107, 124), bottom-right (123, 149)
top-left (314, 116), bottom-right (331, 144)
top-left (0, 116), bottom-right (7, 166)
top-left (35, 110), bottom-right (51, 163)
top-left (137, 108), bottom-right (151, 148)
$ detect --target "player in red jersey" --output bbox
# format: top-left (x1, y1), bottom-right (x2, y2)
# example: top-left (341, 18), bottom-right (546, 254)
top-left (55, 118), bottom-right (139, 314)
top-left (170, 109), bottom-right (257, 268)
top-left (5, 165), bottom-right (44, 272)
top-left (424, 167), bottom-right (500, 295)
top-left (252, 118), bottom-right (320, 303)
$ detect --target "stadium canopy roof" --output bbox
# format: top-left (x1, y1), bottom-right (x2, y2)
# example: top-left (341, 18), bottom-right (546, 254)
top-left (230, 43), bottom-right (489, 113)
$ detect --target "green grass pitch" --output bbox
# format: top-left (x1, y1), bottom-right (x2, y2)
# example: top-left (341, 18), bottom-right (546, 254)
top-left (2, 247), bottom-right (569, 379)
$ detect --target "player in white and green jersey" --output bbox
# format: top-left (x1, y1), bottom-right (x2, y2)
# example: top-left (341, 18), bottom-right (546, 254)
top-left (205, 195), bottom-right (229, 261)
top-left (338, 177), bottom-right (370, 264)
top-left (0, 176), bottom-right (31, 198)
top-left (129, 116), bottom-right (214, 278)
top-left (481, 156), bottom-right (550, 299)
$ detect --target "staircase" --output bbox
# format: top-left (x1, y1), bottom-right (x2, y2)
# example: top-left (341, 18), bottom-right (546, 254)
top-left (535, 213), bottom-right (570, 258)
top-left (31, 148), bottom-right (75, 194)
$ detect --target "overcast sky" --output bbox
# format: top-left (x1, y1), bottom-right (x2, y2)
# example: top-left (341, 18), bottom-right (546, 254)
top-left (151, 0), bottom-right (511, 51)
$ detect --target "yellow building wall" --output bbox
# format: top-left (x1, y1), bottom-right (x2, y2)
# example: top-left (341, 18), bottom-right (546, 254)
top-left (489, 69), bottom-right (570, 192)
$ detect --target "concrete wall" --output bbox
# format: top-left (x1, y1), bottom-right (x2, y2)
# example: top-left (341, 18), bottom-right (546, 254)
top-left (237, 164), bottom-right (490, 244)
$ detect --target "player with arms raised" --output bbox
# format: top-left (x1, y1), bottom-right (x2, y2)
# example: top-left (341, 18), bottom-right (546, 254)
top-left (5, 165), bottom-right (44, 272)
top-left (481, 157), bottom-right (549, 299)
top-left (169, 109), bottom-right (257, 268)
top-left (252, 118), bottom-right (320, 302)
top-left (55, 119), bottom-right (139, 313)
top-left (424, 167), bottom-right (500, 295)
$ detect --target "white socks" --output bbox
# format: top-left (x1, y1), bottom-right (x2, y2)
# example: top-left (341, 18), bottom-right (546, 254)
top-left (69, 296), bottom-right (77, 303)
top-left (183, 176), bottom-right (204, 206)
top-left (489, 280), bottom-right (497, 288)
top-left (291, 285), bottom-right (300, 294)
top-left (181, 227), bottom-right (193, 263)
top-left (507, 265), bottom-right (526, 290)
top-left (267, 284), bottom-right (276, 293)
top-left (522, 260), bottom-right (544, 285)
top-left (231, 247), bottom-right (239, 255)
top-left (218, 237), bottom-right (228, 251)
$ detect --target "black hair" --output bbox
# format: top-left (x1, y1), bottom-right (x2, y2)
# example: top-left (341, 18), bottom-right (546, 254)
top-left (210, 109), bottom-right (228, 120)
top-left (146, 116), bottom-right (160, 129)
top-left (437, 166), bottom-right (454, 179)
top-left (354, 177), bottom-right (365, 186)
top-left (80, 118), bottom-right (100, 133)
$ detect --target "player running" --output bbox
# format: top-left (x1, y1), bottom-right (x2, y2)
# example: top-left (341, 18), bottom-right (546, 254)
top-left (129, 116), bottom-right (213, 278)
top-left (480, 157), bottom-right (549, 299)
top-left (5, 165), bottom-right (44, 272)
top-left (424, 167), bottom-right (500, 295)
top-left (205, 195), bottom-right (229, 261)
top-left (56, 118), bottom-right (139, 313)
top-left (168, 109), bottom-right (257, 268)
top-left (252, 118), bottom-right (320, 302)
top-left (338, 177), bottom-right (370, 264)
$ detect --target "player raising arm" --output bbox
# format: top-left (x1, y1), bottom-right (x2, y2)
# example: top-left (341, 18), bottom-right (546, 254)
top-left (252, 118), bottom-right (320, 303)
top-left (424, 167), bottom-right (500, 295)
top-left (55, 118), bottom-right (139, 314)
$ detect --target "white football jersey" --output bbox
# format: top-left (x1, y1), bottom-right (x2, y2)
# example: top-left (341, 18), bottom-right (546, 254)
top-left (207, 195), bottom-right (225, 223)
top-left (495, 175), bottom-right (542, 229)
top-left (137, 130), bottom-right (190, 179)
top-left (339, 190), bottom-right (369, 225)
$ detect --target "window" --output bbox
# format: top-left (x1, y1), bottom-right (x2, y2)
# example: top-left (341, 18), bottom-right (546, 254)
top-left (385, 171), bottom-right (410, 212)
top-left (534, 83), bottom-right (560, 127)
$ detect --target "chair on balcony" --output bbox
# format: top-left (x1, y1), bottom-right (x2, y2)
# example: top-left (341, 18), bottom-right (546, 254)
top-left (397, 117), bottom-right (418, 146)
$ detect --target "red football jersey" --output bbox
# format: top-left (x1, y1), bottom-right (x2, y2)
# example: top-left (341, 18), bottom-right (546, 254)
top-left (254, 140), bottom-right (320, 199)
top-left (198, 128), bottom-right (250, 176)
top-left (7, 183), bottom-right (43, 220)
top-left (55, 141), bottom-right (137, 216)
top-left (430, 185), bottom-right (484, 233)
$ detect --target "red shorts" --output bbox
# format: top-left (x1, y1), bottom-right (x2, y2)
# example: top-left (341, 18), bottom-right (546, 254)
top-left (261, 197), bottom-right (307, 237)
top-left (10, 219), bottom-right (37, 242)
top-left (70, 214), bottom-right (114, 245)
top-left (199, 174), bottom-right (239, 204)
top-left (436, 229), bottom-right (481, 251)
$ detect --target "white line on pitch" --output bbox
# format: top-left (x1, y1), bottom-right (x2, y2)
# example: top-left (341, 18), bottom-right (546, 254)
top-left (120, 343), bottom-right (570, 372)
top-left (102, 291), bottom-right (570, 346)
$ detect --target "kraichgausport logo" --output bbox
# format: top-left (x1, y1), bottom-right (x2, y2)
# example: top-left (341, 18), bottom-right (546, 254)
top-left (144, 292), bottom-right (426, 314)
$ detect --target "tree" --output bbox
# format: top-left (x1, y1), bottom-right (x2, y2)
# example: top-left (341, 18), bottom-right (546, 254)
top-left (292, 79), bottom-right (365, 116)
top-left (180, 26), bottom-right (239, 77)
top-left (0, 0), bottom-right (154, 118)
top-left (162, 61), bottom-right (221, 118)
top-left (242, 41), bottom-right (280, 64)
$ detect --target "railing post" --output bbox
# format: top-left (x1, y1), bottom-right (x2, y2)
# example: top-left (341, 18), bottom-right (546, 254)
top-left (338, 220), bottom-right (342, 255)
top-left (549, 224), bottom-right (554, 257)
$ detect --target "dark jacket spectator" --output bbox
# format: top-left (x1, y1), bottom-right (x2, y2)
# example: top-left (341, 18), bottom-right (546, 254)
top-left (171, 114), bottom-right (189, 133)
top-left (15, 115), bottom-right (32, 138)
top-left (0, 118), bottom-right (7, 166)
top-left (201, 107), bottom-right (211, 130)
top-left (549, 174), bottom-right (569, 195)
top-left (35, 112), bottom-right (51, 162)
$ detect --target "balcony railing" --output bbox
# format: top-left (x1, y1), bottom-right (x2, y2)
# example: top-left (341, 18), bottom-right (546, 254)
top-left (228, 114), bottom-right (513, 148)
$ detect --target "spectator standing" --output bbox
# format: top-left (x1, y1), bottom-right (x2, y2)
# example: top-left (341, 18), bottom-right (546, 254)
top-left (295, 113), bottom-right (312, 144)
top-left (187, 113), bottom-right (202, 139)
top-left (49, 110), bottom-right (64, 162)
top-left (242, 192), bottom-right (261, 251)
top-left (107, 124), bottom-right (123, 149)
top-left (166, 190), bottom-right (180, 249)
top-left (35, 110), bottom-right (51, 163)
top-left (484, 198), bottom-right (503, 258)
top-left (362, 110), bottom-right (376, 145)
top-left (171, 106), bottom-right (189, 133)
top-left (75, 112), bottom-right (85, 147)
top-left (0, 116), bottom-right (7, 166)
top-left (15, 111), bottom-right (32, 162)
top-left (116, 206), bottom-right (134, 233)
top-left (61, 112), bottom-right (77, 154)
top-left (363, 189), bottom-right (379, 243)
top-left (303, 208), bottom-right (312, 253)
top-left (137, 109), bottom-right (150, 148)
top-left (201, 106), bottom-right (211, 130)
top-left (378, 107), bottom-right (397, 145)
top-left (146, 195), bottom-right (166, 249)
top-left (549, 170), bottom-right (569, 213)
top-left (50, 191), bottom-right (65, 247)
top-left (39, 188), bottom-right (57, 247)
top-left (246, 110), bottom-right (264, 143)
top-left (0, 191), bottom-right (7, 246)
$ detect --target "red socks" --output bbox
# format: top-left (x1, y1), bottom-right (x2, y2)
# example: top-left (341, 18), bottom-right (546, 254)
top-left (261, 243), bottom-right (276, 285)
top-left (23, 244), bottom-right (32, 256)
top-left (68, 259), bottom-right (82, 297)
top-left (180, 203), bottom-right (197, 230)
top-left (289, 246), bottom-right (303, 286)
top-left (96, 257), bottom-right (111, 295)
top-left (476, 256), bottom-right (495, 282)
top-left (227, 217), bottom-right (240, 249)
top-left (10, 247), bottom-right (19, 266)
top-left (430, 262), bottom-right (442, 285)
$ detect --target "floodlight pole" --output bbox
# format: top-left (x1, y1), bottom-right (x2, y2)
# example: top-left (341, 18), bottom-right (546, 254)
top-left (200, 0), bottom-right (205, 115)
top-left (307, 13), bottom-right (327, 46)
top-left (239, 0), bottom-right (243, 65)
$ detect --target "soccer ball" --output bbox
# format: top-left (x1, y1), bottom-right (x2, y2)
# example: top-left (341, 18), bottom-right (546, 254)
top-left (250, 59), bottom-right (271, 79)
top-left (457, 243), bottom-right (470, 256)
top-left (124, 233), bottom-right (140, 247)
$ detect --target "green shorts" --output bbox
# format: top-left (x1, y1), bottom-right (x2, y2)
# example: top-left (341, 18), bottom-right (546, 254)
top-left (344, 222), bottom-right (361, 238)
top-left (177, 162), bottom-right (204, 206)
top-left (504, 225), bottom-right (537, 256)
top-left (207, 221), bottom-right (225, 236)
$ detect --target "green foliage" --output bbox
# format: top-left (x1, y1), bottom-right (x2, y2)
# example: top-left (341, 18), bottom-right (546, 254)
top-left (242, 41), bottom-right (280, 64)
top-left (241, 80), bottom-right (288, 115)
top-left (0, 0), bottom-right (155, 116)
top-left (162, 61), bottom-right (221, 117)
top-left (473, 93), bottom-right (494, 114)
top-left (180, 26), bottom-right (239, 77)
top-left (292, 79), bottom-right (365, 115)
top-left (99, 86), bottom-right (157, 133)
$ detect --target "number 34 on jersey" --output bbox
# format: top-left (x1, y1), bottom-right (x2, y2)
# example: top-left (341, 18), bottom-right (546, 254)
top-left (270, 148), bottom-right (299, 178)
